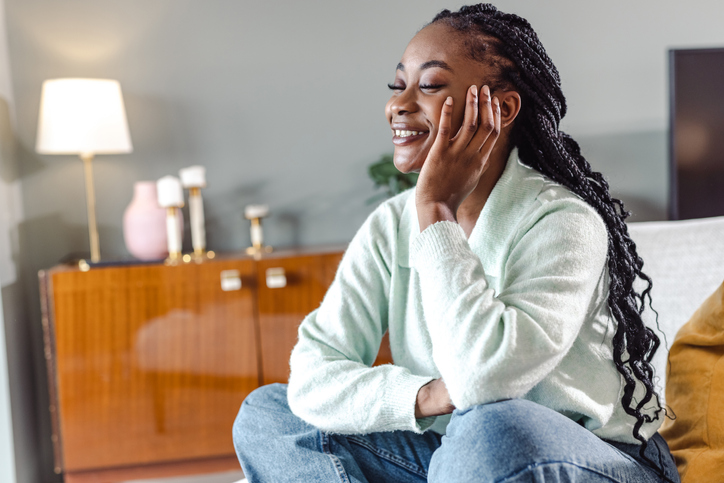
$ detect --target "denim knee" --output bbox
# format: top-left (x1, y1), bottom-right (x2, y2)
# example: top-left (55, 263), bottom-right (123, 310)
top-left (233, 383), bottom-right (290, 449)
top-left (242, 383), bottom-right (289, 411)
top-left (443, 399), bottom-right (567, 462)
top-left (428, 399), bottom-right (614, 482)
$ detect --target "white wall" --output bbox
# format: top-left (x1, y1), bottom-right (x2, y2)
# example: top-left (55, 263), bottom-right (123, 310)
top-left (7, 1), bottom-right (724, 260)
top-left (0, 0), bottom-right (18, 479)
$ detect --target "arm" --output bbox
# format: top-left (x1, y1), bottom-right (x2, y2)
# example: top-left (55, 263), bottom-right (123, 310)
top-left (287, 202), bottom-right (436, 434)
top-left (410, 83), bottom-right (608, 409)
top-left (410, 200), bottom-right (609, 410)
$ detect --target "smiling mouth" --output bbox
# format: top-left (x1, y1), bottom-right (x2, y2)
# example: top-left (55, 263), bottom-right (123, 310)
top-left (391, 129), bottom-right (429, 145)
top-left (394, 129), bottom-right (425, 137)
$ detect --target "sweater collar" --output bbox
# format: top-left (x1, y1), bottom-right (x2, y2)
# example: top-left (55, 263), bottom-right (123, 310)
top-left (396, 148), bottom-right (545, 276)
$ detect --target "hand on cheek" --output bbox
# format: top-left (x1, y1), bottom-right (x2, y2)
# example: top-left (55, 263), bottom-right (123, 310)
top-left (434, 90), bottom-right (468, 141)
top-left (415, 84), bottom-right (502, 232)
top-left (451, 89), bottom-right (473, 132)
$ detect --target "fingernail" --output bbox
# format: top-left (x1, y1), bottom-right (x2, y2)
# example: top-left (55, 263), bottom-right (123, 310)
top-left (445, 96), bottom-right (453, 105)
top-left (484, 85), bottom-right (491, 98)
top-left (471, 85), bottom-right (478, 96)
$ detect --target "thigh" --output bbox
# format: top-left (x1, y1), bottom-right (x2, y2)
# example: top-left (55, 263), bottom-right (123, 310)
top-left (428, 399), bottom-right (678, 483)
top-left (328, 431), bottom-right (442, 483)
top-left (233, 383), bottom-right (443, 483)
top-left (234, 383), bottom-right (355, 482)
top-left (332, 429), bottom-right (442, 483)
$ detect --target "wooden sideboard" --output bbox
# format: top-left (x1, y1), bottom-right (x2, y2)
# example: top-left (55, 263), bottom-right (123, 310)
top-left (39, 246), bottom-right (393, 482)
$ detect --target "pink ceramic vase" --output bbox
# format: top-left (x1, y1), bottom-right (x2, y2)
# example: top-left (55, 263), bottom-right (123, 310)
top-left (123, 181), bottom-right (179, 260)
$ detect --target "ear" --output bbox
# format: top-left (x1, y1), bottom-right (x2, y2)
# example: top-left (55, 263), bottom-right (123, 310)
top-left (496, 90), bottom-right (521, 129)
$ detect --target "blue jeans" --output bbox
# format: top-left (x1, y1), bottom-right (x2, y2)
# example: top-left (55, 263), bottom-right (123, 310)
top-left (233, 384), bottom-right (679, 482)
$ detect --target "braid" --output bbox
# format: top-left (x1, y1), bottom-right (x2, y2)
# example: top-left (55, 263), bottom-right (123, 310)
top-left (431, 4), bottom-right (669, 478)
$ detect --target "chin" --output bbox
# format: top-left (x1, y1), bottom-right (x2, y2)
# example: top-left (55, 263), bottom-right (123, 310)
top-left (393, 157), bottom-right (421, 174)
top-left (393, 150), bottom-right (425, 174)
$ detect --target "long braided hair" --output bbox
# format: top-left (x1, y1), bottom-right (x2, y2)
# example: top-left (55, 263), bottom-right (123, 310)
top-left (430, 2), bottom-right (668, 472)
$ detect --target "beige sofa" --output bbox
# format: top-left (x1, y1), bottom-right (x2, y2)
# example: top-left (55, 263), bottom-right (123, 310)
top-left (628, 214), bottom-right (724, 402)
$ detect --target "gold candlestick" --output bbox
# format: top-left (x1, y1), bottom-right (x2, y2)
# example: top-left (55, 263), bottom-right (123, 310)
top-left (244, 204), bottom-right (273, 259)
top-left (165, 206), bottom-right (182, 265)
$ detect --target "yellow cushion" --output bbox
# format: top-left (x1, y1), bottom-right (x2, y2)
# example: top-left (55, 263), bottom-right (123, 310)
top-left (660, 280), bottom-right (724, 482)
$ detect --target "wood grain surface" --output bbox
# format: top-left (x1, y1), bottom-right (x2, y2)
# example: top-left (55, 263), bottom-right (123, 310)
top-left (42, 247), bottom-right (393, 479)
top-left (255, 252), bottom-right (343, 385)
top-left (256, 252), bottom-right (392, 386)
top-left (49, 259), bottom-right (259, 471)
top-left (63, 455), bottom-right (240, 483)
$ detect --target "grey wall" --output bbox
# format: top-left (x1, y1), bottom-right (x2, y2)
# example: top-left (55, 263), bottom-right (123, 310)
top-left (4, 0), bottom-right (724, 480)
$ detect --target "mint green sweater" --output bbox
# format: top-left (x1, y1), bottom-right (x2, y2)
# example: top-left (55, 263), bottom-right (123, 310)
top-left (288, 150), bottom-right (662, 443)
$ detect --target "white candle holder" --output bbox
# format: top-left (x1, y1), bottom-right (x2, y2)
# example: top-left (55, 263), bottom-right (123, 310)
top-left (244, 204), bottom-right (273, 259)
top-left (157, 176), bottom-right (184, 265)
top-left (180, 165), bottom-right (214, 262)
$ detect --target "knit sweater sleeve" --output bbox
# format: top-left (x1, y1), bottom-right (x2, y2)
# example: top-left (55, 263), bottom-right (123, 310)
top-left (287, 200), bottom-right (436, 434)
top-left (409, 197), bottom-right (609, 410)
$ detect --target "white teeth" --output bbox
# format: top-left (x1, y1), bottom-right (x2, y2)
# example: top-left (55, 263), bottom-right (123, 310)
top-left (394, 130), bottom-right (424, 138)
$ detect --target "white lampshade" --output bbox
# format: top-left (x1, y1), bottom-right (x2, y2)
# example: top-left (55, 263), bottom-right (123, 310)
top-left (36, 78), bottom-right (133, 155)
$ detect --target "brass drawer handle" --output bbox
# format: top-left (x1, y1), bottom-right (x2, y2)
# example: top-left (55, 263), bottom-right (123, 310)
top-left (220, 270), bottom-right (242, 291)
top-left (266, 267), bottom-right (287, 288)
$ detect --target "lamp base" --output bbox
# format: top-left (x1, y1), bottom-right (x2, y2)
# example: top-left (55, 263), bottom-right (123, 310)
top-left (81, 153), bottom-right (101, 263)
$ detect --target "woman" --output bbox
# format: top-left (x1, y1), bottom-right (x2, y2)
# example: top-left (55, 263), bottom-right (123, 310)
top-left (233, 4), bottom-right (679, 482)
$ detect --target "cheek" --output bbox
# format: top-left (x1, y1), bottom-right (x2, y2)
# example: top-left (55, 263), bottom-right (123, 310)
top-left (425, 94), bottom-right (467, 134)
top-left (423, 98), bottom-right (446, 132)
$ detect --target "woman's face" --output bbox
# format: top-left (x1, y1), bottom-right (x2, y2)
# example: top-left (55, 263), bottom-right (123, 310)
top-left (385, 23), bottom-right (495, 173)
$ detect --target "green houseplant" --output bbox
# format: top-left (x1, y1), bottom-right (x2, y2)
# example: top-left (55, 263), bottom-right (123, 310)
top-left (367, 154), bottom-right (419, 205)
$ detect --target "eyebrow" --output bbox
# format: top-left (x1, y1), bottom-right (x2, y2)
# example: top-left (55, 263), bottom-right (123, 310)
top-left (396, 60), bottom-right (454, 72)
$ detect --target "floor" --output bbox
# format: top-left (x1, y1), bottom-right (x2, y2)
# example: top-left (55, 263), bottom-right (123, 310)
top-left (123, 470), bottom-right (245, 483)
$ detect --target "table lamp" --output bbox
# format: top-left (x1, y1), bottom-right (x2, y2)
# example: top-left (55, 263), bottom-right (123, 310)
top-left (36, 78), bottom-right (133, 263)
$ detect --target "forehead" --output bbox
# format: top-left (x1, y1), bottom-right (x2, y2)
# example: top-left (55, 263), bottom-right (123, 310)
top-left (400, 23), bottom-right (471, 69)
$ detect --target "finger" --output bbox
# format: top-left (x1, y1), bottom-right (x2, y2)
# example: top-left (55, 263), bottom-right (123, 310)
top-left (434, 96), bottom-right (454, 145)
top-left (450, 85), bottom-right (479, 145)
top-left (480, 96), bottom-right (502, 159)
top-left (470, 85), bottom-right (496, 152)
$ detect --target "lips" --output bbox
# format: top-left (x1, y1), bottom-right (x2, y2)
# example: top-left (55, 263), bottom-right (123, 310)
top-left (391, 125), bottom-right (429, 146)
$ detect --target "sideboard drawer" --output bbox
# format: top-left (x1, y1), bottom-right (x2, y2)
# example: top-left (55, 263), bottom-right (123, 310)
top-left (255, 252), bottom-right (343, 385)
top-left (39, 246), bottom-right (390, 481)
top-left (44, 259), bottom-right (260, 472)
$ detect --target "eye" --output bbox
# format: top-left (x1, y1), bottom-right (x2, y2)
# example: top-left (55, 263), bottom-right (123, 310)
top-left (420, 84), bottom-right (445, 91)
top-left (387, 83), bottom-right (405, 91)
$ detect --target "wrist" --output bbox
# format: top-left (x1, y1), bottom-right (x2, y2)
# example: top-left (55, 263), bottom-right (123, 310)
top-left (415, 378), bottom-right (454, 419)
top-left (416, 201), bottom-right (457, 233)
top-left (415, 381), bottom-right (430, 419)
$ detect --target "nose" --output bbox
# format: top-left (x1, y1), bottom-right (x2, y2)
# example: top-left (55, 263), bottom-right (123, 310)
top-left (387, 88), bottom-right (418, 116)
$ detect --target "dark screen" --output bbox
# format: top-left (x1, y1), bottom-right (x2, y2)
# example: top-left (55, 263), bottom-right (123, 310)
top-left (670, 48), bottom-right (724, 220)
